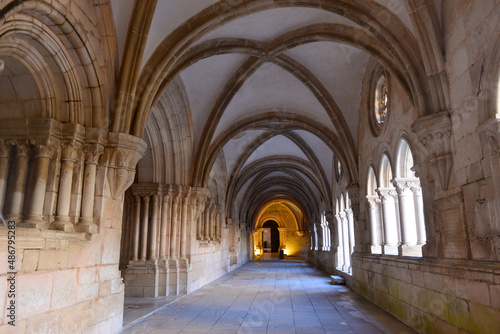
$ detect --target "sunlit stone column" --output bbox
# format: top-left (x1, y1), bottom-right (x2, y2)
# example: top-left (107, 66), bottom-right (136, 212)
top-left (5, 140), bottom-right (31, 223)
top-left (149, 194), bottom-right (160, 261)
top-left (0, 140), bottom-right (11, 213)
top-left (392, 180), bottom-right (418, 248)
top-left (132, 194), bottom-right (141, 261)
top-left (160, 193), bottom-right (171, 259)
top-left (340, 212), bottom-right (350, 272)
top-left (77, 145), bottom-right (103, 233)
top-left (376, 188), bottom-right (399, 255)
top-left (411, 185), bottom-right (427, 245)
top-left (180, 194), bottom-right (189, 260)
top-left (53, 142), bottom-right (80, 231)
top-left (140, 194), bottom-right (150, 261)
top-left (23, 139), bottom-right (57, 228)
top-left (366, 195), bottom-right (383, 253)
top-left (346, 208), bottom-right (355, 270)
top-left (335, 214), bottom-right (344, 269)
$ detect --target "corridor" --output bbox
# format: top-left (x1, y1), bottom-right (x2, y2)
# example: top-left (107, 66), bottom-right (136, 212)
top-left (121, 261), bottom-right (416, 334)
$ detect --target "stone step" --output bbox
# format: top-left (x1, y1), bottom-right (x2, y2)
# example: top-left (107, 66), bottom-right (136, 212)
top-left (330, 275), bottom-right (345, 285)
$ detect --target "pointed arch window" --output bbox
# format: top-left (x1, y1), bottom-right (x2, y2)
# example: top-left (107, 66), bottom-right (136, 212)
top-left (367, 141), bottom-right (426, 257)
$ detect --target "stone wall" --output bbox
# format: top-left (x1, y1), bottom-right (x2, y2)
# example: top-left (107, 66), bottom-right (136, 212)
top-left (310, 2), bottom-right (500, 332)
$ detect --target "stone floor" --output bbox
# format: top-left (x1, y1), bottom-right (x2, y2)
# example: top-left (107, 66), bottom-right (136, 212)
top-left (121, 260), bottom-right (417, 334)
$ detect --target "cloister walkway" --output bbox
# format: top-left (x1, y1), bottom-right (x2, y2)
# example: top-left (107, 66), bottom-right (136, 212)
top-left (121, 260), bottom-right (416, 334)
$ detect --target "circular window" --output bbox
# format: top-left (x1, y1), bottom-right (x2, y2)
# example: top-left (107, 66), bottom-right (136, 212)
top-left (335, 156), bottom-right (342, 182)
top-left (374, 74), bottom-right (388, 124)
top-left (368, 65), bottom-right (390, 136)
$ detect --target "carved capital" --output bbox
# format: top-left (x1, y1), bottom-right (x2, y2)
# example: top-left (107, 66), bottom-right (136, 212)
top-left (391, 178), bottom-right (420, 195)
top-left (152, 194), bottom-right (161, 203)
top-left (61, 141), bottom-right (81, 162)
top-left (31, 137), bottom-right (59, 158)
top-left (412, 111), bottom-right (454, 191)
top-left (375, 188), bottom-right (398, 203)
top-left (0, 139), bottom-right (11, 158)
top-left (8, 139), bottom-right (32, 158)
top-left (83, 144), bottom-right (104, 164)
top-left (142, 194), bottom-right (151, 203)
top-left (366, 195), bottom-right (380, 209)
top-left (133, 194), bottom-right (142, 203)
top-left (163, 192), bottom-right (172, 204)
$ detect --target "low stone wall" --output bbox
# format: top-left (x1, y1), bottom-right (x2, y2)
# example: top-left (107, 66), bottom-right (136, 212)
top-left (343, 254), bottom-right (500, 334)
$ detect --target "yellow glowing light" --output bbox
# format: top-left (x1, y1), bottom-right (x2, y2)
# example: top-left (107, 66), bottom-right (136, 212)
top-left (283, 249), bottom-right (288, 255)
top-left (255, 249), bottom-right (261, 256)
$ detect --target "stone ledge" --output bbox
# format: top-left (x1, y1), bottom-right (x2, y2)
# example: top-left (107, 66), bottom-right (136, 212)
top-left (0, 226), bottom-right (91, 250)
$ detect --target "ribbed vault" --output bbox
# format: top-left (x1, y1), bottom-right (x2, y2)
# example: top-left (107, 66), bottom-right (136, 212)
top-left (112, 0), bottom-right (450, 233)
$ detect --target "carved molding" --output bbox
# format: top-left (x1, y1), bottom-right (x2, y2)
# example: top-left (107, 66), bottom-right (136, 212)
top-left (411, 111), bottom-right (454, 192)
top-left (101, 132), bottom-right (147, 199)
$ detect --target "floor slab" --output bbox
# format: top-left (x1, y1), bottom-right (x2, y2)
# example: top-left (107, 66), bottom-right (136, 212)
top-left (121, 260), bottom-right (417, 334)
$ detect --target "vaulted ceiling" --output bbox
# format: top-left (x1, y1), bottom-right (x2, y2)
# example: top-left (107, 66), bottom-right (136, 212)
top-left (112, 0), bottom-right (441, 224)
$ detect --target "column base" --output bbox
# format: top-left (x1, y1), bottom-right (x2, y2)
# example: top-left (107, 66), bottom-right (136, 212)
top-left (52, 216), bottom-right (75, 232)
top-left (178, 257), bottom-right (189, 268)
top-left (22, 215), bottom-right (47, 229)
top-left (383, 244), bottom-right (398, 255)
top-left (5, 215), bottom-right (22, 224)
top-left (370, 245), bottom-right (383, 254)
top-left (76, 217), bottom-right (98, 233)
top-left (168, 258), bottom-right (179, 296)
top-left (124, 261), bottom-right (160, 297)
top-left (399, 244), bottom-right (423, 257)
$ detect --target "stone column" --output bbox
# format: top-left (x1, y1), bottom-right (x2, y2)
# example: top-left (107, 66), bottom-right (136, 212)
top-left (209, 205), bottom-right (216, 241)
top-left (140, 194), bottom-right (150, 261)
top-left (215, 211), bottom-right (221, 241)
top-left (335, 214), bottom-right (344, 269)
top-left (170, 193), bottom-right (180, 260)
top-left (76, 144), bottom-right (103, 233)
top-left (197, 210), bottom-right (203, 240)
top-left (132, 194), bottom-right (141, 261)
top-left (278, 227), bottom-right (286, 252)
top-left (23, 139), bottom-right (57, 228)
top-left (5, 140), bottom-right (31, 223)
top-left (366, 195), bottom-right (383, 253)
top-left (203, 202), bottom-right (210, 241)
top-left (0, 140), bottom-right (11, 214)
top-left (149, 194), bottom-right (160, 261)
top-left (180, 194), bottom-right (189, 260)
top-left (346, 208), bottom-right (355, 261)
top-left (376, 188), bottom-right (399, 255)
top-left (392, 179), bottom-right (418, 248)
top-left (53, 142), bottom-right (80, 231)
top-left (410, 185), bottom-right (427, 245)
top-left (160, 193), bottom-right (171, 259)
top-left (340, 212), bottom-right (351, 272)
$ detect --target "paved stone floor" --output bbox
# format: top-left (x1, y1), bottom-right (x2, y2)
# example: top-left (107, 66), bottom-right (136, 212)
top-left (121, 260), bottom-right (416, 334)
